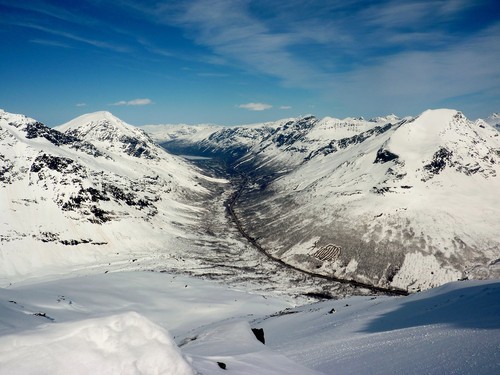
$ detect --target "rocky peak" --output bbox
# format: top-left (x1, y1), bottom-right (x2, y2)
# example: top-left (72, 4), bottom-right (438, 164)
top-left (57, 112), bottom-right (160, 160)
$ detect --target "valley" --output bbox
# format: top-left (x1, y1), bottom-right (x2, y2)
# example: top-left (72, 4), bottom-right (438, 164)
top-left (2, 108), bottom-right (498, 295)
top-left (156, 110), bottom-right (500, 293)
top-left (162, 153), bottom-right (367, 300)
top-left (173, 146), bottom-right (409, 296)
top-left (1, 108), bottom-right (499, 374)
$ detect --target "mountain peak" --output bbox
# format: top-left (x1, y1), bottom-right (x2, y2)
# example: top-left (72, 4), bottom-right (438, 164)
top-left (57, 111), bottom-right (129, 132)
top-left (56, 112), bottom-right (160, 159)
top-left (0, 109), bottom-right (37, 127)
top-left (485, 113), bottom-right (500, 129)
top-left (83, 110), bottom-right (115, 121)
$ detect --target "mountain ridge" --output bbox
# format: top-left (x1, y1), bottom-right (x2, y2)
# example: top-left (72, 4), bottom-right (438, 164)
top-left (0, 109), bottom-right (210, 284)
top-left (156, 108), bottom-right (500, 292)
top-left (2, 107), bottom-right (498, 292)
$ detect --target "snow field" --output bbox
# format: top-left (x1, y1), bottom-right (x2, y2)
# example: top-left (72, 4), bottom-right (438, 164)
top-left (1, 272), bottom-right (498, 374)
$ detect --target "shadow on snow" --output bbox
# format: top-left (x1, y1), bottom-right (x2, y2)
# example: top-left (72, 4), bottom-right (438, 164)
top-left (361, 281), bottom-right (500, 333)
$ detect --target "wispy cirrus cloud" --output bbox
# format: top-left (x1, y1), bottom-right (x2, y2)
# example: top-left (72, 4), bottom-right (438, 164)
top-left (30, 39), bottom-right (72, 49)
top-left (146, 0), bottom-right (499, 98)
top-left (197, 72), bottom-right (228, 77)
top-left (13, 22), bottom-right (130, 53)
top-left (329, 21), bottom-right (500, 117)
top-left (76, 103), bottom-right (87, 107)
top-left (2, 1), bottom-right (99, 28)
top-left (237, 103), bottom-right (272, 111)
top-left (2, 0), bottom-right (499, 121)
top-left (145, 0), bottom-right (329, 88)
top-left (279, 105), bottom-right (292, 110)
top-left (111, 98), bottom-right (153, 106)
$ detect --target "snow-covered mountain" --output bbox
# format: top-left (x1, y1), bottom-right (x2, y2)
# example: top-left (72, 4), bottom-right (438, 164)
top-left (57, 111), bottom-right (166, 160)
top-left (1, 108), bottom-right (498, 374)
top-left (484, 112), bottom-right (500, 131)
top-left (0, 109), bottom-right (212, 283)
top-left (155, 109), bottom-right (500, 292)
top-left (141, 123), bottom-right (223, 144)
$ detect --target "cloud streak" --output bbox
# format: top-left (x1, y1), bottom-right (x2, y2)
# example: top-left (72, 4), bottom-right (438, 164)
top-left (238, 103), bottom-right (272, 111)
top-left (111, 98), bottom-right (153, 106)
top-left (15, 22), bottom-right (130, 53)
top-left (30, 39), bottom-right (72, 49)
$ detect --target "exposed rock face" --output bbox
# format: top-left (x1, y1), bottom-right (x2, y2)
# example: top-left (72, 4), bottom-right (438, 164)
top-left (374, 148), bottom-right (399, 164)
top-left (251, 328), bottom-right (265, 344)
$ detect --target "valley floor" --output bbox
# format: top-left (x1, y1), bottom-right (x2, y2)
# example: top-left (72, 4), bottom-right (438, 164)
top-left (142, 155), bottom-right (366, 301)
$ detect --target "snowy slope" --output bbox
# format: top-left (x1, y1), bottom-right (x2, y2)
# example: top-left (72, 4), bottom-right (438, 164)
top-left (153, 109), bottom-right (500, 292)
top-left (0, 271), bottom-right (497, 374)
top-left (141, 123), bottom-right (223, 144)
top-left (0, 110), bottom-right (214, 284)
top-left (256, 279), bottom-right (500, 374)
top-left (252, 109), bottom-right (500, 291)
top-left (484, 112), bottom-right (500, 131)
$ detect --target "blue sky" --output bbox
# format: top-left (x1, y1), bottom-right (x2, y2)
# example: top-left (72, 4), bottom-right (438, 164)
top-left (0, 0), bottom-right (499, 126)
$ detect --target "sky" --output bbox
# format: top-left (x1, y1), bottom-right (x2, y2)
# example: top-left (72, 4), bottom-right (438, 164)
top-left (0, 0), bottom-right (499, 126)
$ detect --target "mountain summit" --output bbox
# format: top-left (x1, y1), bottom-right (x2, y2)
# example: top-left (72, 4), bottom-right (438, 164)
top-left (56, 111), bottom-right (161, 159)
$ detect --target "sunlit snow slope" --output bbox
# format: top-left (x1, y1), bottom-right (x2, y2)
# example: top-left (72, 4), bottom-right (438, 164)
top-left (0, 272), bottom-right (497, 374)
top-left (0, 110), bottom-right (211, 284)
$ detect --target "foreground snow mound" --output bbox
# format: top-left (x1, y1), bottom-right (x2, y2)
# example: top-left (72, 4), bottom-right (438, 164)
top-left (0, 272), bottom-right (497, 374)
top-left (0, 312), bottom-right (194, 375)
top-left (0, 271), bottom-right (312, 374)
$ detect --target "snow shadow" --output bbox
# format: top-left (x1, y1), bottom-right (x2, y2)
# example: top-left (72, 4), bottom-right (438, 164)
top-left (361, 282), bottom-right (500, 333)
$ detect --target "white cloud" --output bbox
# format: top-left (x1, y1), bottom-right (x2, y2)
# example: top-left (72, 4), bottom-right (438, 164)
top-left (238, 102), bottom-right (272, 111)
top-left (76, 103), bottom-right (87, 107)
top-left (279, 105), bottom-right (292, 110)
top-left (111, 98), bottom-right (153, 106)
top-left (152, 0), bottom-right (327, 88)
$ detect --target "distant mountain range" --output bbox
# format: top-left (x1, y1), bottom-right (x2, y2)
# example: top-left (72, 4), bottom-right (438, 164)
top-left (154, 109), bottom-right (500, 292)
top-left (1, 108), bottom-right (498, 292)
